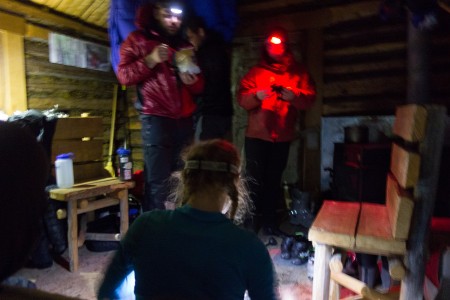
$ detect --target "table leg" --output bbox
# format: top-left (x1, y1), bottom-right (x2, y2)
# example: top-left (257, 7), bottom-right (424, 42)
top-left (67, 200), bottom-right (78, 272)
top-left (312, 243), bottom-right (333, 300)
top-left (77, 214), bottom-right (87, 248)
top-left (118, 189), bottom-right (129, 238)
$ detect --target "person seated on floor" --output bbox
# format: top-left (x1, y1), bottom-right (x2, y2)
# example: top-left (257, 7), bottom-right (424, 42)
top-left (98, 139), bottom-right (279, 300)
top-left (0, 122), bottom-right (78, 300)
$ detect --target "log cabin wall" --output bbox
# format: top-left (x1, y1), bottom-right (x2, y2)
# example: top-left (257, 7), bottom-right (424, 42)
top-left (25, 37), bottom-right (116, 117)
top-left (24, 33), bottom-right (127, 167)
top-left (233, 0), bottom-right (450, 200)
top-left (2, 0), bottom-right (449, 189)
top-left (322, 9), bottom-right (450, 117)
top-left (0, 0), bottom-right (132, 171)
top-left (322, 15), bottom-right (408, 116)
top-left (317, 4), bottom-right (450, 201)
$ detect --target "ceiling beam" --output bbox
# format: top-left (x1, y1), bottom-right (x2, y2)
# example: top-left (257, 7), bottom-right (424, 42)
top-left (0, 0), bottom-right (107, 41)
top-left (236, 1), bottom-right (380, 37)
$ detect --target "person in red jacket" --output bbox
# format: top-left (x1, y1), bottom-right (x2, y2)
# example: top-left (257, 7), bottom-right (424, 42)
top-left (117, 0), bottom-right (204, 211)
top-left (238, 26), bottom-right (316, 235)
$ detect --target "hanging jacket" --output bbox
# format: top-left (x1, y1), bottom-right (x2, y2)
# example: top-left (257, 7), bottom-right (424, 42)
top-left (238, 53), bottom-right (316, 142)
top-left (117, 4), bottom-right (204, 119)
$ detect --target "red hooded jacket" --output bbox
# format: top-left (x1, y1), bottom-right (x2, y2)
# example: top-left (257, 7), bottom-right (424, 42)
top-left (238, 53), bottom-right (316, 142)
top-left (117, 4), bottom-right (204, 119)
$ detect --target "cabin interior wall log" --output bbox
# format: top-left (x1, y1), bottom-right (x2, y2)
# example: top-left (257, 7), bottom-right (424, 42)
top-left (322, 14), bottom-right (408, 116)
top-left (321, 5), bottom-right (450, 116)
top-left (23, 31), bottom-right (124, 168)
top-left (3, 0), bottom-right (448, 180)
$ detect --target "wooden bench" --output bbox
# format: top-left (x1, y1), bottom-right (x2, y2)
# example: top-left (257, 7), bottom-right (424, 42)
top-left (48, 117), bottom-right (134, 272)
top-left (308, 104), bottom-right (447, 300)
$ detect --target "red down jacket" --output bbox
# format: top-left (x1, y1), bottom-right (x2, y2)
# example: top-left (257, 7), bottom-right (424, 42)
top-left (117, 4), bottom-right (204, 119)
top-left (238, 54), bottom-right (316, 142)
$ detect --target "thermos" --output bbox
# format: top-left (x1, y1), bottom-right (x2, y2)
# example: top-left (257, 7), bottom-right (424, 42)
top-left (55, 152), bottom-right (74, 188)
top-left (117, 148), bottom-right (132, 181)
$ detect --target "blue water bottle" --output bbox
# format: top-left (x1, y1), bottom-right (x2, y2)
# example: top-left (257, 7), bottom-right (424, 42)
top-left (116, 148), bottom-right (132, 181)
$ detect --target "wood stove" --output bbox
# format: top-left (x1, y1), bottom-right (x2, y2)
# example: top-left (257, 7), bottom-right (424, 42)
top-left (331, 142), bottom-right (391, 203)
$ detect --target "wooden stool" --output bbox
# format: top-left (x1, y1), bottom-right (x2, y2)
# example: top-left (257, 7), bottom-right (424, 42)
top-left (49, 117), bottom-right (135, 272)
top-left (50, 178), bottom-right (134, 272)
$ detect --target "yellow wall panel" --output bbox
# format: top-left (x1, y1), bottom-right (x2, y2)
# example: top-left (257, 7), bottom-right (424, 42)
top-left (0, 31), bottom-right (27, 114)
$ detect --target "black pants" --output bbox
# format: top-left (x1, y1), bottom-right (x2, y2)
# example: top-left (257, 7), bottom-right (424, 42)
top-left (244, 137), bottom-right (290, 228)
top-left (194, 115), bottom-right (231, 141)
top-left (140, 115), bottom-right (194, 211)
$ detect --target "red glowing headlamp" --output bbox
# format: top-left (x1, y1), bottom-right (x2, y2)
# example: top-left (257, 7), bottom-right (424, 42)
top-left (269, 36), bottom-right (283, 45)
top-left (266, 35), bottom-right (285, 55)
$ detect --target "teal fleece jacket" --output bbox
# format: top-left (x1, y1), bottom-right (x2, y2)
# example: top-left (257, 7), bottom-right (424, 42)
top-left (98, 205), bottom-right (278, 300)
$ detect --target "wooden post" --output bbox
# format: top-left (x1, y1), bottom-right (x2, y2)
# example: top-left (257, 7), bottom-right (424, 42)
top-left (329, 254), bottom-right (343, 300)
top-left (400, 106), bottom-right (447, 300)
top-left (67, 200), bottom-right (79, 272)
top-left (406, 11), bottom-right (430, 104)
top-left (118, 189), bottom-right (129, 238)
top-left (312, 243), bottom-right (333, 300)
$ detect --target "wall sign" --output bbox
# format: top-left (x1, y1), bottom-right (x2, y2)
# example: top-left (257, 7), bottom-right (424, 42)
top-left (49, 33), bottom-right (111, 72)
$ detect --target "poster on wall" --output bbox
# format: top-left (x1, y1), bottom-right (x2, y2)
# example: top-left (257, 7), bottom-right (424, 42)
top-left (49, 33), bottom-right (111, 72)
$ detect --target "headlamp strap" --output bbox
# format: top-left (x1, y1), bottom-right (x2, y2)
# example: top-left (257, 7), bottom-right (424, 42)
top-left (185, 160), bottom-right (239, 175)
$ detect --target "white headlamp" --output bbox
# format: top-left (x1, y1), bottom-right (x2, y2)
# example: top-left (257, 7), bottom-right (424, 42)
top-left (170, 7), bottom-right (183, 15)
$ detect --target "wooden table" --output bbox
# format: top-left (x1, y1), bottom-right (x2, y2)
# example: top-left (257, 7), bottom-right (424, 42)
top-left (50, 177), bottom-right (134, 272)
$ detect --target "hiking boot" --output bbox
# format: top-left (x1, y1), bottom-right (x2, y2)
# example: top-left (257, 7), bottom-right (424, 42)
top-left (290, 235), bottom-right (311, 266)
top-left (291, 249), bottom-right (310, 266)
top-left (280, 236), bottom-right (295, 260)
top-left (290, 239), bottom-right (310, 265)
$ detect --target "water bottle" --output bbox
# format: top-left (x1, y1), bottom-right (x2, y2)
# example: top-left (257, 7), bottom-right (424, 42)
top-left (55, 153), bottom-right (74, 188)
top-left (116, 148), bottom-right (132, 181)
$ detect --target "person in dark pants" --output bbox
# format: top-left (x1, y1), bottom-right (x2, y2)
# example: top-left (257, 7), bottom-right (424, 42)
top-left (244, 138), bottom-right (291, 234)
top-left (184, 15), bottom-right (233, 141)
top-left (238, 26), bottom-right (316, 235)
top-left (117, 0), bottom-right (204, 211)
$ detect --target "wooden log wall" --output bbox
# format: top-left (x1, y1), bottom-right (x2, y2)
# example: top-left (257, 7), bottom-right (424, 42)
top-left (233, 0), bottom-right (450, 196)
top-left (322, 9), bottom-right (450, 116)
top-left (14, 0), bottom-right (450, 179)
top-left (24, 36), bottom-right (130, 169)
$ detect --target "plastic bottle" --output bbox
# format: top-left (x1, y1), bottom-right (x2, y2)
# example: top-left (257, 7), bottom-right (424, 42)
top-left (55, 153), bottom-right (74, 188)
top-left (116, 148), bottom-right (132, 181)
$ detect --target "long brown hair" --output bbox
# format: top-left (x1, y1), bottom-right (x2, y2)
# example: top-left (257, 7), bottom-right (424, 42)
top-left (169, 139), bottom-right (252, 224)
